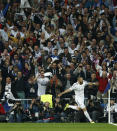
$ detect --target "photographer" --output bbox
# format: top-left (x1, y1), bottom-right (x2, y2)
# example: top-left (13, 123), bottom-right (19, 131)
top-left (87, 99), bottom-right (103, 122)
top-left (36, 102), bottom-right (54, 123)
top-left (29, 99), bottom-right (43, 122)
top-left (30, 99), bottom-right (54, 123)
top-left (53, 97), bottom-right (65, 122)
top-left (8, 101), bottom-right (24, 122)
top-left (105, 99), bottom-right (117, 123)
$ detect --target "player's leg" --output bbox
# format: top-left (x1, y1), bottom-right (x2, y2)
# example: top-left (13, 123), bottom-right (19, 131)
top-left (64, 103), bottom-right (80, 111)
top-left (64, 99), bottom-right (81, 111)
top-left (69, 105), bottom-right (81, 110)
top-left (76, 97), bottom-right (94, 123)
top-left (82, 107), bottom-right (94, 123)
top-left (69, 99), bottom-right (94, 122)
top-left (68, 99), bottom-right (81, 110)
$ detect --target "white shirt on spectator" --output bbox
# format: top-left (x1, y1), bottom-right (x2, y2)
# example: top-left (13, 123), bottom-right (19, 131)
top-left (20, 0), bottom-right (31, 8)
top-left (10, 30), bottom-right (18, 37)
top-left (68, 47), bottom-right (78, 56)
top-left (4, 83), bottom-right (15, 100)
top-left (37, 77), bottom-right (49, 96)
top-left (42, 25), bottom-right (52, 40)
top-left (43, 46), bottom-right (53, 55)
top-left (0, 29), bottom-right (8, 41)
top-left (34, 50), bottom-right (41, 59)
top-left (20, 32), bottom-right (25, 38)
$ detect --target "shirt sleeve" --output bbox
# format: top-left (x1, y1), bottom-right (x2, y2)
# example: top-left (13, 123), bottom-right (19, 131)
top-left (69, 83), bottom-right (76, 91)
top-left (2, 4), bottom-right (10, 16)
top-left (46, 78), bottom-right (50, 83)
top-left (84, 81), bottom-right (89, 86)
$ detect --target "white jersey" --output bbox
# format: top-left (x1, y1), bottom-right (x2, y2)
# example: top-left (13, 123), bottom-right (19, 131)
top-left (37, 77), bottom-right (49, 96)
top-left (69, 81), bottom-right (88, 109)
top-left (70, 81), bottom-right (88, 99)
top-left (4, 83), bottom-right (15, 100)
top-left (106, 103), bottom-right (117, 113)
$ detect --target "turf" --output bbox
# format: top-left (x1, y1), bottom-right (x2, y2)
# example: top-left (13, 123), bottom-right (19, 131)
top-left (0, 123), bottom-right (116, 131)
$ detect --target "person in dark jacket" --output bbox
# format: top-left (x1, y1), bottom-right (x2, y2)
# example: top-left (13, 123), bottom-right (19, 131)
top-left (85, 72), bottom-right (99, 99)
top-left (47, 62), bottom-right (60, 78)
top-left (12, 71), bottom-right (26, 99)
top-left (26, 74), bottom-right (38, 99)
top-left (62, 73), bottom-right (75, 98)
top-left (59, 47), bottom-right (71, 66)
top-left (87, 99), bottom-right (103, 122)
top-left (62, 73), bottom-right (75, 91)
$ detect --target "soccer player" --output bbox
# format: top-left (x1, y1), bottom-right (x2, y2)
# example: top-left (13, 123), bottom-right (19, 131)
top-left (58, 77), bottom-right (98, 123)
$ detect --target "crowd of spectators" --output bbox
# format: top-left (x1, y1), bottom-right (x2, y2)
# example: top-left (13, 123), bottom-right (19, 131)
top-left (0, 0), bottom-right (117, 123)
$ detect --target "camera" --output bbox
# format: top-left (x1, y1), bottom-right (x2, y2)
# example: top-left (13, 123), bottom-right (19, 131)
top-left (8, 99), bottom-right (16, 104)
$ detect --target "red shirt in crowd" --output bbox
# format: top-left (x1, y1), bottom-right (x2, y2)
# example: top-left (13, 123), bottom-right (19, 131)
top-left (0, 24), bottom-right (2, 29)
top-left (0, 104), bottom-right (5, 115)
top-left (26, 37), bottom-right (36, 44)
top-left (96, 72), bottom-right (112, 93)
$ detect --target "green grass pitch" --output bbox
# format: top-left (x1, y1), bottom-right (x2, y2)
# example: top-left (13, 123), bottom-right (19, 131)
top-left (0, 123), bottom-right (116, 131)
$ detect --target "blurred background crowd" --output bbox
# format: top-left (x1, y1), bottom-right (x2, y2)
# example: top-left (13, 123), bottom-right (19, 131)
top-left (0, 0), bottom-right (117, 123)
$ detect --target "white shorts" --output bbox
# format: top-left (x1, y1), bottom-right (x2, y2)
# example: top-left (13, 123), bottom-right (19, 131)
top-left (75, 98), bottom-right (85, 109)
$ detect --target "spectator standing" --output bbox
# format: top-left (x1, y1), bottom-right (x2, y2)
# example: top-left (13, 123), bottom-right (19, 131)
top-left (4, 77), bottom-right (15, 100)
top-left (12, 71), bottom-right (26, 99)
top-left (96, 71), bottom-right (112, 103)
top-left (36, 71), bottom-right (50, 97)
top-left (26, 75), bottom-right (38, 99)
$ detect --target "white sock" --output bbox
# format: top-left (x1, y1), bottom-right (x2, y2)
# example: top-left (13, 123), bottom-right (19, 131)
top-left (84, 111), bottom-right (92, 122)
top-left (69, 105), bottom-right (78, 111)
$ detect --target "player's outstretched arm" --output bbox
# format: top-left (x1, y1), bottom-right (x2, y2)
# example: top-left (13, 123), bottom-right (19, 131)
top-left (58, 89), bottom-right (71, 97)
top-left (88, 82), bottom-right (99, 87)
